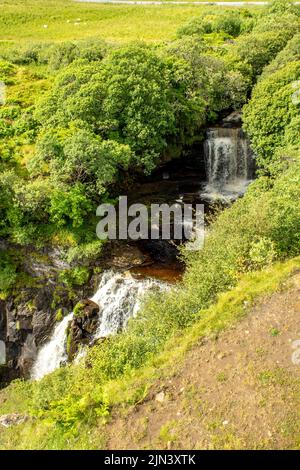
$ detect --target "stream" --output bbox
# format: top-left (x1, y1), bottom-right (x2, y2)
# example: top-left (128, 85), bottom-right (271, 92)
top-left (31, 116), bottom-right (254, 380)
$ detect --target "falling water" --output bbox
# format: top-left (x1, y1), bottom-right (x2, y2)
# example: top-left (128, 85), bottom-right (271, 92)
top-left (91, 270), bottom-right (162, 338)
top-left (202, 127), bottom-right (254, 202)
top-left (31, 313), bottom-right (73, 380)
top-left (31, 271), bottom-right (163, 380)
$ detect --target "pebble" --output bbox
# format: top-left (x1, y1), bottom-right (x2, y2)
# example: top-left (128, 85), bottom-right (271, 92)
top-left (155, 391), bottom-right (165, 403)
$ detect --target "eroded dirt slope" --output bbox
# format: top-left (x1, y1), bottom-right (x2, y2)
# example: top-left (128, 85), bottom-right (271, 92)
top-left (106, 274), bottom-right (300, 450)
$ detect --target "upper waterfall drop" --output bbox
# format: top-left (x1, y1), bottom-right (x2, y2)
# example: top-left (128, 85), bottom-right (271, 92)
top-left (202, 126), bottom-right (254, 202)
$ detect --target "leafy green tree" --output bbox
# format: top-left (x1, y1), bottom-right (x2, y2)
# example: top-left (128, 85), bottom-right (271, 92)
top-left (227, 6), bottom-right (299, 83)
top-left (261, 33), bottom-right (300, 78)
top-left (243, 61), bottom-right (300, 171)
top-left (49, 182), bottom-right (93, 229)
top-left (35, 44), bottom-right (205, 172)
top-left (33, 127), bottom-right (132, 194)
top-left (165, 36), bottom-right (248, 121)
top-left (177, 10), bottom-right (254, 39)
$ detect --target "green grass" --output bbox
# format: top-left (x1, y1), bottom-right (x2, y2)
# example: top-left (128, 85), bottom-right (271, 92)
top-left (0, 0), bottom-right (261, 44)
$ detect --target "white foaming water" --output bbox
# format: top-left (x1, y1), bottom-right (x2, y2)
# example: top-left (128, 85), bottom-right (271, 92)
top-left (31, 271), bottom-right (163, 379)
top-left (202, 127), bottom-right (254, 202)
top-left (31, 313), bottom-right (73, 380)
top-left (91, 270), bottom-right (162, 338)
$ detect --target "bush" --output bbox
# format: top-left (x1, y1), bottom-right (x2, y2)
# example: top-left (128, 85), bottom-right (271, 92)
top-left (177, 10), bottom-right (253, 39)
top-left (0, 252), bottom-right (17, 292)
top-left (0, 43), bottom-right (52, 65)
top-left (46, 42), bottom-right (80, 71)
top-left (248, 237), bottom-right (277, 269)
top-left (49, 183), bottom-right (93, 229)
top-left (243, 61), bottom-right (300, 171)
top-left (0, 60), bottom-right (16, 85)
top-left (232, 30), bottom-right (295, 82)
top-left (261, 33), bottom-right (300, 78)
top-left (58, 267), bottom-right (90, 288)
top-left (267, 0), bottom-right (300, 15)
top-left (66, 240), bottom-right (104, 264)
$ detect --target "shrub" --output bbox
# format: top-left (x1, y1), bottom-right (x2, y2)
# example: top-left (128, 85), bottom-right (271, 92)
top-left (248, 237), bottom-right (277, 269)
top-left (49, 183), bottom-right (93, 229)
top-left (0, 60), bottom-right (16, 85)
top-left (0, 252), bottom-right (17, 292)
top-left (58, 267), bottom-right (90, 288)
top-left (0, 43), bottom-right (52, 65)
top-left (66, 241), bottom-right (104, 264)
top-left (243, 61), bottom-right (300, 171)
top-left (177, 10), bottom-right (253, 39)
top-left (261, 33), bottom-right (300, 78)
top-left (46, 42), bottom-right (80, 71)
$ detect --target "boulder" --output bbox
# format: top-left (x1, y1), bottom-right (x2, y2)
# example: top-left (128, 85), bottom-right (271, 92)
top-left (0, 413), bottom-right (28, 428)
top-left (67, 300), bottom-right (100, 361)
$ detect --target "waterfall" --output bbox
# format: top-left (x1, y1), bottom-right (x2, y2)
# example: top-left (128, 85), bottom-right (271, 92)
top-left (31, 313), bottom-right (73, 381)
top-left (91, 270), bottom-right (162, 338)
top-left (202, 127), bottom-right (254, 202)
top-left (31, 271), bottom-right (163, 380)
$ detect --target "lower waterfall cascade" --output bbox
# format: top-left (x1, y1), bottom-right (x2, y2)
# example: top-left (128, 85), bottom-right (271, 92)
top-left (31, 270), bottom-right (164, 380)
top-left (31, 313), bottom-right (73, 381)
top-left (91, 270), bottom-right (163, 339)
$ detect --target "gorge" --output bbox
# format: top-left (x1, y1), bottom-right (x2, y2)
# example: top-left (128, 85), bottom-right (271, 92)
top-left (28, 114), bottom-right (254, 383)
top-left (0, 114), bottom-right (255, 386)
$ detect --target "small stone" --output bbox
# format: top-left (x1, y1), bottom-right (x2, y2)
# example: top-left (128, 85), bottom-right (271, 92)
top-left (0, 414), bottom-right (27, 428)
top-left (155, 391), bottom-right (165, 403)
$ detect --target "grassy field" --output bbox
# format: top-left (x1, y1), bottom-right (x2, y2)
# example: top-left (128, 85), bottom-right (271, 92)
top-left (0, 0), bottom-right (261, 44)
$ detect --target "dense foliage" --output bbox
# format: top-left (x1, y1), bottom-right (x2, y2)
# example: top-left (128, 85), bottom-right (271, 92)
top-left (0, 2), bottom-right (298, 265)
top-left (243, 33), bottom-right (300, 172)
top-left (0, 0), bottom-right (300, 451)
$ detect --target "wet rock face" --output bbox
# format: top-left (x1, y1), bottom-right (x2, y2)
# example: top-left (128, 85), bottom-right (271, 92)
top-left (221, 111), bottom-right (242, 128)
top-left (67, 300), bottom-right (100, 361)
top-left (0, 289), bottom-right (57, 383)
top-left (108, 243), bottom-right (152, 269)
top-left (0, 245), bottom-right (97, 387)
